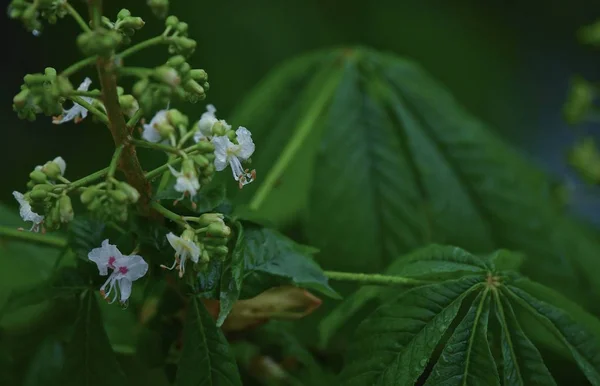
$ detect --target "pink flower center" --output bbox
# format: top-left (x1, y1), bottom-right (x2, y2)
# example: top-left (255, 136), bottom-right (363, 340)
top-left (108, 256), bottom-right (116, 268)
top-left (118, 266), bottom-right (129, 274)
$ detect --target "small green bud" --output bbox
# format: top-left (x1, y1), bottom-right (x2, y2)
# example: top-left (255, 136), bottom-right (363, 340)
top-left (181, 159), bottom-right (197, 177)
top-left (32, 184), bottom-right (54, 192)
top-left (167, 109), bottom-right (188, 127)
top-left (26, 180), bottom-right (36, 190)
top-left (193, 155), bottom-right (209, 168)
top-left (197, 213), bottom-right (225, 227)
top-left (165, 15), bottom-right (179, 28)
top-left (153, 66), bottom-right (180, 87)
top-left (118, 182), bottom-right (140, 203)
top-left (172, 37), bottom-right (196, 56)
top-left (181, 227), bottom-right (197, 243)
top-left (120, 16), bottom-right (145, 30)
top-left (119, 95), bottom-right (139, 115)
top-left (30, 189), bottom-right (48, 201)
top-left (207, 222), bottom-right (231, 238)
top-left (24, 74), bottom-right (48, 86)
top-left (109, 190), bottom-right (129, 203)
top-left (178, 63), bottom-right (191, 77)
top-left (207, 245), bottom-right (228, 259)
top-left (176, 22), bottom-right (188, 34)
top-left (201, 249), bottom-right (210, 263)
top-left (59, 195), bottom-right (74, 223)
top-left (132, 78), bottom-right (149, 96)
top-left (189, 69), bottom-right (208, 82)
top-left (13, 89), bottom-right (30, 107)
top-left (156, 122), bottom-right (175, 138)
top-left (87, 197), bottom-right (103, 212)
top-left (45, 205), bottom-right (61, 231)
top-left (29, 170), bottom-right (48, 184)
top-left (226, 130), bottom-right (236, 141)
top-left (117, 9), bottom-right (131, 19)
top-left (167, 55), bottom-right (186, 67)
top-left (41, 161), bottom-right (62, 180)
top-left (148, 0), bottom-right (169, 19)
top-left (202, 81), bottom-right (210, 92)
top-left (44, 67), bottom-right (57, 78)
top-left (80, 187), bottom-right (101, 205)
top-left (211, 120), bottom-right (228, 137)
top-left (201, 164), bottom-right (215, 177)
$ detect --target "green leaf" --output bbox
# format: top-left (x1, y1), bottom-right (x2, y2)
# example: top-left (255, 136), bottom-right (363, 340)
top-left (339, 275), bottom-right (484, 385)
top-left (23, 337), bottom-right (64, 386)
top-left (60, 291), bottom-right (127, 386)
top-left (504, 286), bottom-right (600, 384)
top-left (216, 221), bottom-right (245, 326)
top-left (175, 296), bottom-right (242, 386)
top-left (242, 225), bottom-right (339, 299)
top-left (319, 245), bottom-right (489, 347)
top-left (425, 289), bottom-right (499, 386)
top-left (486, 249), bottom-right (525, 272)
top-left (493, 290), bottom-right (556, 385)
top-left (68, 217), bottom-right (106, 263)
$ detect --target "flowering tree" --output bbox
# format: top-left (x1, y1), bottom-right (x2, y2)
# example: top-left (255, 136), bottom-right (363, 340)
top-left (4, 1), bottom-right (600, 385)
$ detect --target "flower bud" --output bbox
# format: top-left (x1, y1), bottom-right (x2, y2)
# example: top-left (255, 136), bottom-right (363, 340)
top-left (207, 222), bottom-right (231, 238)
top-left (118, 182), bottom-right (140, 203)
top-left (117, 9), bottom-right (131, 19)
top-left (120, 16), bottom-right (145, 30)
top-left (211, 120), bottom-right (228, 137)
top-left (201, 249), bottom-right (210, 263)
top-left (167, 55), bottom-right (186, 68)
top-left (197, 213), bottom-right (225, 227)
top-left (153, 66), bottom-right (180, 87)
top-left (207, 245), bottom-right (228, 259)
top-left (32, 184), bottom-right (54, 192)
top-left (181, 227), bottom-right (197, 243)
top-left (156, 121), bottom-right (175, 138)
top-left (13, 89), bottom-right (30, 107)
top-left (29, 170), bottom-right (48, 184)
top-left (26, 180), bottom-right (36, 190)
top-left (109, 190), bottom-right (129, 203)
top-left (133, 78), bottom-right (149, 96)
top-left (24, 74), bottom-right (48, 86)
top-left (45, 205), bottom-right (60, 231)
top-left (165, 15), bottom-right (179, 28)
top-left (44, 67), bottom-right (57, 78)
top-left (80, 187), bottom-right (101, 205)
top-left (193, 155), bottom-right (209, 168)
top-left (29, 189), bottom-right (48, 201)
top-left (189, 69), bottom-right (208, 82)
top-left (59, 195), bottom-right (74, 223)
top-left (41, 162), bottom-right (62, 180)
top-left (119, 95), bottom-right (139, 117)
top-left (87, 197), bottom-right (103, 212)
top-left (176, 22), bottom-right (188, 35)
top-left (167, 109), bottom-right (188, 127)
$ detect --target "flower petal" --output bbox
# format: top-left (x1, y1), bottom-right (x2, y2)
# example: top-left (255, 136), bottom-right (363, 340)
top-left (78, 77), bottom-right (92, 91)
top-left (236, 127), bottom-right (255, 160)
top-left (123, 254), bottom-right (148, 281)
top-left (211, 136), bottom-right (230, 171)
top-left (53, 156), bottom-right (67, 176)
top-left (117, 278), bottom-right (132, 303)
top-left (88, 239), bottom-right (122, 276)
top-left (13, 191), bottom-right (44, 225)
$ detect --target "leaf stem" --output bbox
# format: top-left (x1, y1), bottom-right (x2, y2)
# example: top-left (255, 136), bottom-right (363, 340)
top-left (68, 96), bottom-right (109, 125)
top-left (324, 271), bottom-right (427, 286)
top-left (66, 167), bottom-right (109, 192)
top-left (117, 36), bottom-right (169, 60)
top-left (0, 226), bottom-right (67, 248)
top-left (150, 202), bottom-right (186, 226)
top-left (61, 56), bottom-right (98, 77)
top-left (130, 138), bottom-right (185, 156)
top-left (64, 2), bottom-right (91, 32)
top-left (107, 145), bottom-right (124, 178)
top-left (249, 68), bottom-right (342, 211)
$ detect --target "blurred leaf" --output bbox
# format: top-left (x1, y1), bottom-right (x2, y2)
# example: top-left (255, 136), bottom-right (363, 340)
top-left (242, 224), bottom-right (338, 299)
top-left (23, 337), bottom-right (64, 386)
top-left (232, 47), bottom-right (600, 302)
top-left (216, 221), bottom-right (245, 326)
top-left (174, 297), bottom-right (242, 386)
top-left (339, 276), bottom-right (484, 385)
top-left (60, 291), bottom-right (127, 386)
top-left (493, 291), bottom-right (556, 385)
top-left (68, 217), bottom-right (105, 263)
top-left (156, 179), bottom-right (226, 214)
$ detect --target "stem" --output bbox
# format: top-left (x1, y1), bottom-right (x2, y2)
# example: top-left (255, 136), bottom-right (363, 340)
top-left (70, 90), bottom-right (101, 98)
top-left (68, 96), bottom-right (109, 125)
top-left (61, 56), bottom-right (98, 77)
top-left (0, 226), bottom-right (67, 248)
top-left (64, 2), bottom-right (91, 32)
top-left (127, 108), bottom-right (144, 128)
top-left (107, 145), bottom-right (124, 178)
top-left (150, 202), bottom-right (186, 226)
top-left (178, 127), bottom-right (199, 148)
top-left (249, 68), bottom-right (342, 211)
top-left (145, 157), bottom-right (185, 180)
top-left (66, 167), bottom-right (109, 192)
top-left (324, 271), bottom-right (426, 286)
top-left (117, 36), bottom-right (168, 60)
top-left (131, 139), bottom-right (184, 156)
top-left (117, 67), bottom-right (153, 78)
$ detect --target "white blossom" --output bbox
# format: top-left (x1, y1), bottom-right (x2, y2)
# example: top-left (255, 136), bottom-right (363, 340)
top-left (164, 232), bottom-right (200, 277)
top-left (142, 110), bottom-right (169, 143)
top-left (53, 78), bottom-right (93, 124)
top-left (88, 239), bottom-right (148, 304)
top-left (167, 164), bottom-right (200, 199)
top-left (194, 104), bottom-right (231, 142)
top-left (212, 127), bottom-right (256, 188)
top-left (12, 191), bottom-right (44, 232)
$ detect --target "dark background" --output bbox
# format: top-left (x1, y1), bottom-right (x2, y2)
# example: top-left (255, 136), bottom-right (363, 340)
top-left (3, 0), bottom-right (600, 224)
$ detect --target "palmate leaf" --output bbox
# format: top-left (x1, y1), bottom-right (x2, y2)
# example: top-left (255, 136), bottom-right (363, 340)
top-left (175, 297), bottom-right (242, 386)
top-left (60, 291), bottom-right (127, 386)
top-left (339, 247), bottom-right (600, 385)
top-left (231, 47), bottom-right (600, 301)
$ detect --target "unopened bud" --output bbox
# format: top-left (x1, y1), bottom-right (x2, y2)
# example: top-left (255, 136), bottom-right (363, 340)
top-left (176, 22), bottom-right (188, 34)
top-left (117, 9), bottom-right (131, 19)
top-left (156, 122), bottom-right (175, 138)
top-left (29, 170), bottom-right (48, 184)
top-left (207, 222), bottom-right (231, 238)
top-left (153, 66), bottom-right (180, 87)
top-left (120, 16), bottom-right (145, 30)
top-left (167, 109), bottom-right (188, 127)
top-left (198, 213), bottom-right (225, 227)
top-left (13, 89), bottom-right (30, 107)
top-left (32, 184), bottom-right (54, 192)
top-left (181, 227), bottom-right (197, 242)
top-left (201, 249), bottom-right (210, 263)
top-left (80, 187), bottom-right (101, 205)
top-left (189, 69), bottom-right (208, 82)
top-left (148, 0), bottom-right (169, 19)
top-left (167, 55), bottom-right (186, 68)
top-left (207, 245), bottom-right (228, 259)
top-left (118, 182), bottom-right (140, 203)
top-left (109, 190), bottom-right (129, 203)
top-left (41, 162), bottom-right (62, 180)
top-left (193, 155), bottom-right (209, 168)
top-left (59, 195), bottom-right (74, 223)
top-left (30, 189), bottom-right (48, 201)
top-left (133, 78), bottom-right (149, 96)
top-left (211, 120), bottom-right (228, 137)
top-left (165, 15), bottom-right (179, 28)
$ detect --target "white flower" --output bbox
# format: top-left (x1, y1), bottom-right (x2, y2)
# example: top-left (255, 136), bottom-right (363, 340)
top-left (194, 104), bottom-right (231, 142)
top-left (88, 239), bottom-right (148, 304)
top-left (12, 191), bottom-right (44, 232)
top-left (164, 232), bottom-right (200, 278)
top-left (53, 78), bottom-right (93, 124)
top-left (167, 163), bottom-right (200, 199)
top-left (142, 110), bottom-right (169, 143)
top-left (212, 127), bottom-right (256, 188)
